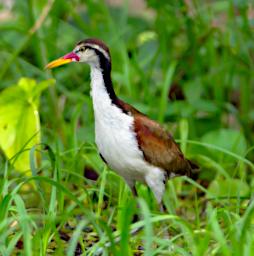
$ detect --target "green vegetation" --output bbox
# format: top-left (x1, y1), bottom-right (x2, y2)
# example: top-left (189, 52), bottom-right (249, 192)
top-left (0, 0), bottom-right (254, 255)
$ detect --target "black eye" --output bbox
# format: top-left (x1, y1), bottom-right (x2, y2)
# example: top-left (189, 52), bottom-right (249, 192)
top-left (80, 47), bottom-right (85, 52)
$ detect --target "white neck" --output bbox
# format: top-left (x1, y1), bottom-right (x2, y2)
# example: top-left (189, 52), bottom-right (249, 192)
top-left (89, 66), bottom-right (133, 129)
top-left (90, 67), bottom-right (112, 114)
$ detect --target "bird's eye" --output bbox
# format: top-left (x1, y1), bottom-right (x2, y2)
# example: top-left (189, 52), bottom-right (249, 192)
top-left (80, 47), bottom-right (85, 52)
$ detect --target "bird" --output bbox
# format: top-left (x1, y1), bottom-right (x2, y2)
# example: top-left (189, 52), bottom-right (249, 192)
top-left (46, 38), bottom-right (198, 204)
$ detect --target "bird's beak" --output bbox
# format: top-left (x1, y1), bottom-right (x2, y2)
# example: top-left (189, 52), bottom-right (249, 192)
top-left (45, 52), bottom-right (80, 69)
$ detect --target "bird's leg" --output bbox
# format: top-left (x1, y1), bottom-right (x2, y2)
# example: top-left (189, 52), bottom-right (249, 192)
top-left (130, 185), bottom-right (140, 223)
top-left (160, 202), bottom-right (167, 213)
top-left (124, 179), bottom-right (140, 223)
top-left (131, 185), bottom-right (138, 197)
top-left (125, 179), bottom-right (137, 198)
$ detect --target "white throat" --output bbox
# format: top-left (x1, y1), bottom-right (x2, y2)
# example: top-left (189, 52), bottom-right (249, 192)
top-left (91, 67), bottom-right (108, 101)
top-left (90, 67), bottom-right (114, 118)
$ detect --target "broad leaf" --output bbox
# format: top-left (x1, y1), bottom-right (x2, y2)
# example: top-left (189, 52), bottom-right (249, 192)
top-left (0, 77), bottom-right (55, 173)
top-left (207, 178), bottom-right (250, 199)
top-left (201, 128), bottom-right (247, 164)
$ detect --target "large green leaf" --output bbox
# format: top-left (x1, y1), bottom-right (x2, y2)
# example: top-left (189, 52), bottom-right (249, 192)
top-left (0, 77), bottom-right (55, 173)
top-left (201, 128), bottom-right (247, 164)
top-left (207, 178), bottom-right (250, 199)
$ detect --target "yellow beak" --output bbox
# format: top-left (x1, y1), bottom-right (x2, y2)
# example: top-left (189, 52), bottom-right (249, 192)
top-left (45, 58), bottom-right (72, 69)
top-left (45, 52), bottom-right (80, 69)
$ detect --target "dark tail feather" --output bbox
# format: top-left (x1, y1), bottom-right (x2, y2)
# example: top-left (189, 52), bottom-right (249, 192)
top-left (188, 160), bottom-right (200, 180)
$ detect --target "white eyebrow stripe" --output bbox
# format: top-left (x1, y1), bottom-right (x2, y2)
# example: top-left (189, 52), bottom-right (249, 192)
top-left (84, 43), bottom-right (110, 60)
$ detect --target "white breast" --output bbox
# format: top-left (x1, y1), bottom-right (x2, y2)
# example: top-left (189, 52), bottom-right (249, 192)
top-left (90, 67), bottom-right (165, 202)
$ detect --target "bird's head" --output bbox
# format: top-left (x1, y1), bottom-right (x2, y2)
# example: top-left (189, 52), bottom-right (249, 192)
top-left (46, 38), bottom-right (111, 69)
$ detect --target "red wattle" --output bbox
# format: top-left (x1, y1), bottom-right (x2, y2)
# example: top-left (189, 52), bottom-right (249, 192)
top-left (63, 52), bottom-right (80, 61)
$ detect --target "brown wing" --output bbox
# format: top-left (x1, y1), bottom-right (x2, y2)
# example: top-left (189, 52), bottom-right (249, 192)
top-left (134, 114), bottom-right (193, 176)
top-left (116, 99), bottom-right (194, 177)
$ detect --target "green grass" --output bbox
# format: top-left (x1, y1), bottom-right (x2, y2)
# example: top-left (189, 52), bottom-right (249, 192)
top-left (1, 0), bottom-right (254, 255)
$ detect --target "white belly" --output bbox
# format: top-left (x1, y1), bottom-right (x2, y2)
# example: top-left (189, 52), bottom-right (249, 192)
top-left (94, 105), bottom-right (148, 184)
